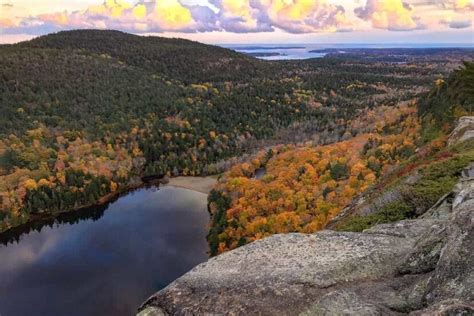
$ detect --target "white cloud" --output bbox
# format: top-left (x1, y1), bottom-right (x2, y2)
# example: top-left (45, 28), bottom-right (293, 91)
top-left (257, 0), bottom-right (351, 33)
top-left (355, 0), bottom-right (421, 31)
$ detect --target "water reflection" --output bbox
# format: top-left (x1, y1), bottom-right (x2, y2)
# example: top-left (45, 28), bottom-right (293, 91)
top-left (0, 186), bottom-right (210, 316)
top-left (254, 168), bottom-right (267, 180)
top-left (0, 202), bottom-right (108, 246)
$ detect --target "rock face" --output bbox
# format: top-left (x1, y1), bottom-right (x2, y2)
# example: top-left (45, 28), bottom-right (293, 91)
top-left (138, 120), bottom-right (474, 315)
top-left (448, 116), bottom-right (474, 145)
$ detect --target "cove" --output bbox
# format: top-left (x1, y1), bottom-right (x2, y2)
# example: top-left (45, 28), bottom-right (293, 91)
top-left (0, 186), bottom-right (210, 316)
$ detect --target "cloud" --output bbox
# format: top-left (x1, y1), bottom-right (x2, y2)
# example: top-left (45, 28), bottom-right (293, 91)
top-left (1, 0), bottom-right (349, 35)
top-left (440, 17), bottom-right (472, 28)
top-left (355, 0), bottom-right (423, 31)
top-left (209, 0), bottom-right (272, 33)
top-left (440, 0), bottom-right (474, 11)
top-left (0, 18), bottom-right (14, 28)
top-left (406, 0), bottom-right (473, 29)
top-left (447, 19), bottom-right (472, 27)
top-left (209, 0), bottom-right (350, 33)
top-left (1, 0), bottom-right (216, 35)
top-left (82, 0), bottom-right (207, 32)
top-left (257, 0), bottom-right (351, 33)
top-left (0, 0), bottom-right (472, 36)
top-left (0, 2), bottom-right (20, 30)
top-left (408, 0), bottom-right (474, 11)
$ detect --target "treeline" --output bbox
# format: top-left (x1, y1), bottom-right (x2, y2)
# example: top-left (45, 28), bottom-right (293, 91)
top-left (22, 170), bottom-right (111, 214)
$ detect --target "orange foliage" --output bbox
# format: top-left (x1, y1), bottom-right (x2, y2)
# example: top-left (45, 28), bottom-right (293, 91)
top-left (211, 104), bottom-right (420, 253)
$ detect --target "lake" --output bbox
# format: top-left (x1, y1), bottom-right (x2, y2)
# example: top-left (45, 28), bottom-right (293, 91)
top-left (0, 186), bottom-right (210, 316)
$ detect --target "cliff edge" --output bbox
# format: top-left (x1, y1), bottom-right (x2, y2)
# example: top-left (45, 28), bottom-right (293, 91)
top-left (138, 118), bottom-right (474, 315)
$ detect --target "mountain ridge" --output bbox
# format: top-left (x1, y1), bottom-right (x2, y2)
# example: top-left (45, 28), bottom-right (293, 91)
top-left (15, 29), bottom-right (270, 83)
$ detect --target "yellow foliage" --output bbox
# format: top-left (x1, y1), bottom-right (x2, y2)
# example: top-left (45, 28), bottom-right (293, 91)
top-left (132, 147), bottom-right (142, 157)
top-left (38, 178), bottom-right (50, 187)
top-left (110, 181), bottom-right (118, 192)
top-left (23, 179), bottom-right (38, 190)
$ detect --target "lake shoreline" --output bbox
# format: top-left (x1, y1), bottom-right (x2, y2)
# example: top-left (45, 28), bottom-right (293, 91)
top-left (164, 176), bottom-right (218, 194)
top-left (0, 180), bottom-right (145, 237)
top-left (0, 176), bottom-right (217, 236)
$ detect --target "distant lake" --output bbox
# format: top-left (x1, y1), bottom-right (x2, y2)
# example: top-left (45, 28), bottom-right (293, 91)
top-left (224, 43), bottom-right (474, 60)
top-left (0, 186), bottom-right (210, 316)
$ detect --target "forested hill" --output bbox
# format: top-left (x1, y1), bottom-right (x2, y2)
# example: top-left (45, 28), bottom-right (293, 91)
top-left (16, 30), bottom-right (269, 83)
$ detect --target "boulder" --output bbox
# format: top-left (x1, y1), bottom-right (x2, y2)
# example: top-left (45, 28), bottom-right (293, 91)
top-left (448, 116), bottom-right (474, 145)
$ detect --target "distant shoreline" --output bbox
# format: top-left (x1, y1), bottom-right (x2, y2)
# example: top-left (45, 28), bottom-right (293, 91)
top-left (230, 46), bottom-right (305, 50)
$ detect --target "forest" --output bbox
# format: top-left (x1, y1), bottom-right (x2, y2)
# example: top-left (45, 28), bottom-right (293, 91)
top-left (208, 62), bottom-right (474, 255)
top-left (0, 29), bottom-right (472, 233)
top-left (208, 103), bottom-right (421, 254)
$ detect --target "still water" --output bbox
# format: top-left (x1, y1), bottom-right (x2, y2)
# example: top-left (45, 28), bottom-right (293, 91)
top-left (0, 186), bottom-right (210, 316)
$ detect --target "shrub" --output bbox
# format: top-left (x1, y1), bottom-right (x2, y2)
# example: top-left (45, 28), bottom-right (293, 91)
top-left (335, 201), bottom-right (414, 232)
top-left (403, 152), bottom-right (473, 212)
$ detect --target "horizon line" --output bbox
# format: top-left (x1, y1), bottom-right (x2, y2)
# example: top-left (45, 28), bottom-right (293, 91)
top-left (1, 29), bottom-right (474, 47)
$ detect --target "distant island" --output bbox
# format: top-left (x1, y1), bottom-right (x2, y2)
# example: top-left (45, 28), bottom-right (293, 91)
top-left (245, 52), bottom-right (287, 57)
top-left (232, 46), bottom-right (305, 50)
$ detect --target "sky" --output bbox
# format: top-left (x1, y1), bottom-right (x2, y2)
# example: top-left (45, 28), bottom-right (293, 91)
top-left (0, 0), bottom-right (473, 44)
